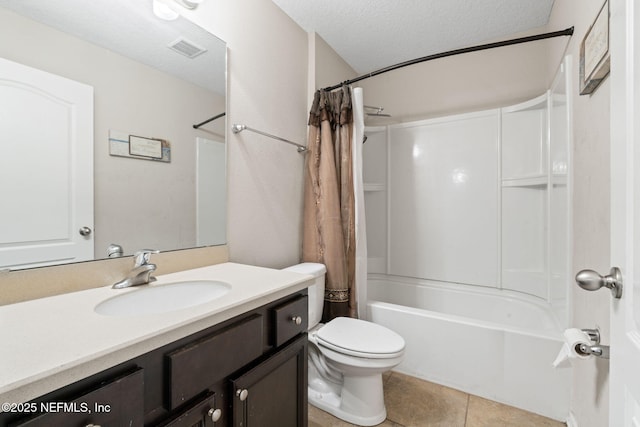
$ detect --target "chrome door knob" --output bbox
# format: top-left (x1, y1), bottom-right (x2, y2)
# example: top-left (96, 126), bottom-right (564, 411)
top-left (79, 226), bottom-right (92, 236)
top-left (236, 388), bottom-right (249, 401)
top-left (575, 267), bottom-right (623, 299)
top-left (208, 408), bottom-right (222, 422)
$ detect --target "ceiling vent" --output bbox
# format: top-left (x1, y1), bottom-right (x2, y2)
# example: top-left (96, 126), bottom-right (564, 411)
top-left (167, 37), bottom-right (207, 58)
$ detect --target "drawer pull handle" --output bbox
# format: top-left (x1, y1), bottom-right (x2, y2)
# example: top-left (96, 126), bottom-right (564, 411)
top-left (208, 408), bottom-right (222, 422)
top-left (236, 388), bottom-right (249, 401)
top-left (86, 424), bottom-right (101, 427)
top-left (291, 315), bottom-right (302, 325)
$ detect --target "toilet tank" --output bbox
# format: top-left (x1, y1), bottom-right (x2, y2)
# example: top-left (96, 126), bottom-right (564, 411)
top-left (283, 263), bottom-right (326, 329)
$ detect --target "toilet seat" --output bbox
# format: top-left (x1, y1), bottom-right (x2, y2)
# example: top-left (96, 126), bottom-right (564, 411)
top-left (316, 317), bottom-right (405, 359)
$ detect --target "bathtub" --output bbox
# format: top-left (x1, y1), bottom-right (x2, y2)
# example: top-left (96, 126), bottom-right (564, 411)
top-left (367, 274), bottom-right (570, 421)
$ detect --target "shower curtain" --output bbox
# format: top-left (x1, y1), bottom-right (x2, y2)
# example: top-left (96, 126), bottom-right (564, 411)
top-left (302, 85), bottom-right (366, 321)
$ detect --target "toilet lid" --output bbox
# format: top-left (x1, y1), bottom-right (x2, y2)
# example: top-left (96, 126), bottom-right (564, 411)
top-left (316, 317), bottom-right (405, 358)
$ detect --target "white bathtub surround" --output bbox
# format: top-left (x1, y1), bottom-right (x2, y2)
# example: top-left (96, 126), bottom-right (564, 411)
top-left (368, 275), bottom-right (570, 421)
top-left (360, 59), bottom-right (572, 422)
top-left (388, 109), bottom-right (500, 288)
top-left (362, 57), bottom-right (572, 315)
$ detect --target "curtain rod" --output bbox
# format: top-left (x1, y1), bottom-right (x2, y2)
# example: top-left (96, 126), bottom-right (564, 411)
top-left (193, 112), bottom-right (226, 129)
top-left (322, 27), bottom-right (574, 92)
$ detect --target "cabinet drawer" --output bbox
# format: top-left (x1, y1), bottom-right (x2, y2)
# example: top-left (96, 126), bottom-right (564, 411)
top-left (272, 295), bottom-right (308, 347)
top-left (167, 314), bottom-right (263, 409)
top-left (155, 392), bottom-right (218, 427)
top-left (10, 368), bottom-right (144, 427)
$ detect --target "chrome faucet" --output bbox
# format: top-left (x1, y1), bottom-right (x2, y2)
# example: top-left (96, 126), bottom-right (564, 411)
top-left (112, 249), bottom-right (159, 289)
top-left (107, 243), bottom-right (124, 258)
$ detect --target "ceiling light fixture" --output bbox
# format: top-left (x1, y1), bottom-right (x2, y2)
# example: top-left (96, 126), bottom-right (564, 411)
top-left (177, 0), bottom-right (204, 7)
top-left (152, 0), bottom-right (205, 21)
top-left (153, 0), bottom-right (179, 20)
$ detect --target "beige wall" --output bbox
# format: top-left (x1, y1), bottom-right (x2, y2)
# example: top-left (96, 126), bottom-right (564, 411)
top-left (548, 2), bottom-right (612, 426)
top-left (0, 246), bottom-right (229, 305)
top-left (183, 0), bottom-right (309, 268)
top-left (313, 33), bottom-right (358, 90)
top-left (357, 28), bottom-right (562, 122)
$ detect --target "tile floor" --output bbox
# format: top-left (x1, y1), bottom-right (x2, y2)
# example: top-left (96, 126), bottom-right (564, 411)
top-left (308, 372), bottom-right (566, 427)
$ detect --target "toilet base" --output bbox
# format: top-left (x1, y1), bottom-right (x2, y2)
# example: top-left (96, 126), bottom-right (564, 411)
top-left (308, 373), bottom-right (387, 426)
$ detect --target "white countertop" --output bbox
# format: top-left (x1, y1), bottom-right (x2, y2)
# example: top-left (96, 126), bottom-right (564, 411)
top-left (0, 262), bottom-right (312, 405)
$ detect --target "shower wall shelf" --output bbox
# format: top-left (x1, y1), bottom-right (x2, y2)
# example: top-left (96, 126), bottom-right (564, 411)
top-left (552, 174), bottom-right (568, 186)
top-left (364, 183), bottom-right (385, 192)
top-left (501, 175), bottom-right (547, 187)
top-left (501, 174), bottom-right (568, 188)
top-left (501, 92), bottom-right (549, 298)
top-left (362, 127), bottom-right (388, 275)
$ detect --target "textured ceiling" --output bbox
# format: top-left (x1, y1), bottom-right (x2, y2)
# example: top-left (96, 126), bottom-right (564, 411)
top-left (0, 0), bottom-right (226, 95)
top-left (272, 0), bottom-right (556, 74)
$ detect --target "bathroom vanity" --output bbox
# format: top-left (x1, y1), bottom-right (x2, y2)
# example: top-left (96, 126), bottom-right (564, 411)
top-left (0, 263), bottom-right (311, 427)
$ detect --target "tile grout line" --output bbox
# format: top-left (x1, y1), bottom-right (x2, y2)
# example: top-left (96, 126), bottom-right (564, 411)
top-left (311, 371), bottom-right (565, 427)
top-left (463, 392), bottom-right (471, 426)
top-left (384, 371), bottom-right (402, 426)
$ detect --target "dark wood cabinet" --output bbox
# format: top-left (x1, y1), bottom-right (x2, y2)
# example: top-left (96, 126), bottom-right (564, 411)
top-left (0, 291), bottom-right (308, 427)
top-left (166, 314), bottom-right (264, 410)
top-left (272, 296), bottom-right (308, 347)
top-left (155, 392), bottom-right (219, 427)
top-left (231, 334), bottom-right (307, 427)
top-left (8, 369), bottom-right (144, 427)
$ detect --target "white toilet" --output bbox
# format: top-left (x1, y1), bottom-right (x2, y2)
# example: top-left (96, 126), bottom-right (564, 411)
top-left (283, 263), bottom-right (405, 426)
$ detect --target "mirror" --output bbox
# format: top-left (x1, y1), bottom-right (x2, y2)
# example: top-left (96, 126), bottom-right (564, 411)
top-left (0, 0), bottom-right (227, 267)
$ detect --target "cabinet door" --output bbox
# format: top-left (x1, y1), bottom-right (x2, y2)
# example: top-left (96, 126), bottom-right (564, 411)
top-left (231, 335), bottom-right (307, 427)
top-left (9, 369), bottom-right (143, 427)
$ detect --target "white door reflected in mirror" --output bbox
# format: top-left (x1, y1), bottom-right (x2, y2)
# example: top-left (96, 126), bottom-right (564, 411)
top-left (0, 57), bottom-right (93, 269)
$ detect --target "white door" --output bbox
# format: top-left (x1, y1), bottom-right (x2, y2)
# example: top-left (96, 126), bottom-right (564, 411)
top-left (0, 57), bottom-right (93, 269)
top-left (610, 0), bottom-right (640, 424)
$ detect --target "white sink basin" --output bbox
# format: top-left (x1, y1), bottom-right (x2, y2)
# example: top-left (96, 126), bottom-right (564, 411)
top-left (95, 280), bottom-right (231, 316)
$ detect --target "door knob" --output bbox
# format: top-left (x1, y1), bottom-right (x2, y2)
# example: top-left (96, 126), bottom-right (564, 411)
top-left (236, 388), bottom-right (249, 401)
top-left (207, 408), bottom-right (222, 422)
top-left (79, 226), bottom-right (92, 236)
top-left (575, 267), bottom-right (623, 299)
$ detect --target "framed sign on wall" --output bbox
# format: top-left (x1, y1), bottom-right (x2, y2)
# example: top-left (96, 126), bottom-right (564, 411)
top-left (579, 0), bottom-right (610, 95)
